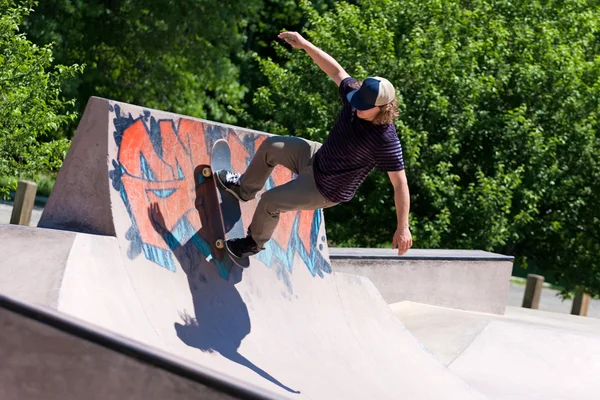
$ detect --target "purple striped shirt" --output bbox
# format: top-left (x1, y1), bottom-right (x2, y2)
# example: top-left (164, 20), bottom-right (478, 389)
top-left (313, 77), bottom-right (405, 203)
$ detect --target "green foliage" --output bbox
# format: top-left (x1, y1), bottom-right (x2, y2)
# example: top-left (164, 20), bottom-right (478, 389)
top-left (0, 0), bottom-right (81, 198)
top-left (253, 0), bottom-right (600, 296)
top-left (0, 172), bottom-right (55, 198)
top-left (24, 0), bottom-right (264, 125)
top-left (237, 0), bottom-right (339, 127)
top-left (34, 172), bottom-right (54, 198)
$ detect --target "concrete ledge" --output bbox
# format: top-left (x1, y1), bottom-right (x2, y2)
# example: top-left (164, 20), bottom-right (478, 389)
top-left (330, 248), bottom-right (513, 315)
top-left (330, 248), bottom-right (514, 261)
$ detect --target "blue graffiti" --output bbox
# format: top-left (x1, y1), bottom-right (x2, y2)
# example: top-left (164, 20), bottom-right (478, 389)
top-left (257, 210), bottom-right (331, 283)
top-left (147, 188), bottom-right (177, 198)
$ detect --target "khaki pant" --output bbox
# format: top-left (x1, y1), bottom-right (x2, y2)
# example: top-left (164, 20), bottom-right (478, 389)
top-left (239, 136), bottom-right (337, 247)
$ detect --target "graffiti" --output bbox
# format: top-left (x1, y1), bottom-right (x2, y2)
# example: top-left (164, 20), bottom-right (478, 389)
top-left (108, 103), bottom-right (331, 283)
top-left (257, 210), bottom-right (331, 287)
top-left (109, 105), bottom-right (210, 273)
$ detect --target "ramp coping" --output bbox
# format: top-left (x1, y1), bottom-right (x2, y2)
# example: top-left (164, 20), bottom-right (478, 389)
top-left (329, 248), bottom-right (514, 261)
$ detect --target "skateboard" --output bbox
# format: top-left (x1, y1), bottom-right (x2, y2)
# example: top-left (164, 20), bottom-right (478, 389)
top-left (199, 139), bottom-right (250, 268)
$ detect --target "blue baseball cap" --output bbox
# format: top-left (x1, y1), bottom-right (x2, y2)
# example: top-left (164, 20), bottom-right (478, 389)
top-left (347, 77), bottom-right (396, 110)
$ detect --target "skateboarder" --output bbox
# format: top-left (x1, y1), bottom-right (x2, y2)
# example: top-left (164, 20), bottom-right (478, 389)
top-left (217, 31), bottom-right (412, 259)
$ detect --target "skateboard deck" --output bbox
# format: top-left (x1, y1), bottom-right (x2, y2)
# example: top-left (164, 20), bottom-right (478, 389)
top-left (199, 139), bottom-right (250, 268)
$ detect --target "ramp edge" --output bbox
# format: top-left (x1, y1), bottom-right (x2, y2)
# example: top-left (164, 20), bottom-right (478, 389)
top-left (0, 294), bottom-right (280, 400)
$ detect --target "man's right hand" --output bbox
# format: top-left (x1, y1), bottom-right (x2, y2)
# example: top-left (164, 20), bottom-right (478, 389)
top-left (278, 31), bottom-right (309, 50)
top-left (278, 30), bottom-right (349, 86)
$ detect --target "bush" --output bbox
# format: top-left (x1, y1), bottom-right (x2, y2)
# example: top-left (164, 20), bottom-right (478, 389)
top-left (0, 0), bottom-right (81, 199)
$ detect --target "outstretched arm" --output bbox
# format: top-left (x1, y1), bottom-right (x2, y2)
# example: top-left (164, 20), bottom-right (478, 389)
top-left (388, 170), bottom-right (413, 256)
top-left (278, 31), bottom-right (349, 86)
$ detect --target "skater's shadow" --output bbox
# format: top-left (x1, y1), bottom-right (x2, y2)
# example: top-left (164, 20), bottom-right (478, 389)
top-left (148, 201), bottom-right (299, 395)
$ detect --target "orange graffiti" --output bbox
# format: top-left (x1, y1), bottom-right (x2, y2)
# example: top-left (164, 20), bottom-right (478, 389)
top-left (119, 118), bottom-right (207, 249)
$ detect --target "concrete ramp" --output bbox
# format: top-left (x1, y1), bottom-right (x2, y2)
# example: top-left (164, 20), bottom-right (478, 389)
top-left (393, 301), bottom-right (600, 400)
top-left (0, 293), bottom-right (276, 400)
top-left (1, 97), bottom-right (484, 398)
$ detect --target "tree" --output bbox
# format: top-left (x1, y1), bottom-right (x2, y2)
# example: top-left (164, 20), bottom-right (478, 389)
top-left (252, 0), bottom-right (600, 296)
top-left (0, 0), bottom-right (82, 198)
top-left (24, 0), bottom-right (263, 126)
top-left (238, 0), bottom-right (340, 126)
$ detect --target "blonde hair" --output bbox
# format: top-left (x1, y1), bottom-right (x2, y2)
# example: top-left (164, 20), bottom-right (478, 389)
top-left (372, 100), bottom-right (399, 125)
top-left (348, 80), bottom-right (400, 125)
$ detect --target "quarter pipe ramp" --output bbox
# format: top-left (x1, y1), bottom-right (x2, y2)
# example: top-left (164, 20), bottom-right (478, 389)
top-left (0, 97), bottom-right (484, 399)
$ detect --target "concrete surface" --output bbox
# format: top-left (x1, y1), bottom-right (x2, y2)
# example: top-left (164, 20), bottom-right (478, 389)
top-left (0, 296), bottom-right (267, 400)
top-left (0, 98), bottom-right (485, 400)
top-left (450, 320), bottom-right (600, 400)
top-left (38, 98), bottom-right (115, 236)
top-left (330, 247), bottom-right (514, 260)
top-left (331, 248), bottom-right (513, 314)
top-left (392, 301), bottom-right (600, 400)
top-left (0, 200), bottom-right (43, 227)
top-left (1, 204), bottom-right (599, 319)
top-left (0, 225), bottom-right (484, 399)
top-left (0, 225), bottom-right (75, 307)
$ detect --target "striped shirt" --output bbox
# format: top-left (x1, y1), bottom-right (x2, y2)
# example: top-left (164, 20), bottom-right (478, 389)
top-left (313, 77), bottom-right (405, 203)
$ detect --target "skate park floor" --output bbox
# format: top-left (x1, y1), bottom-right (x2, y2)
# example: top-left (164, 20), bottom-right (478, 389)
top-left (392, 301), bottom-right (600, 399)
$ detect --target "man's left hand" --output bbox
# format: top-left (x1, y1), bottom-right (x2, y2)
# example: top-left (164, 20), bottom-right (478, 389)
top-left (392, 226), bottom-right (413, 256)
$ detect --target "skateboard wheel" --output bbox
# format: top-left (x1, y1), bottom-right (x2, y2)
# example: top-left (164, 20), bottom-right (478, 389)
top-left (216, 239), bottom-right (225, 249)
top-left (202, 167), bottom-right (212, 178)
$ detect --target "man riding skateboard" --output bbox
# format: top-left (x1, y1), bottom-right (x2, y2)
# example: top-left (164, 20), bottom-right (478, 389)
top-left (217, 31), bottom-right (413, 259)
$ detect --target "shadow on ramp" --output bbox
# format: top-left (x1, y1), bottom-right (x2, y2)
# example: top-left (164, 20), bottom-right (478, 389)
top-left (176, 321), bottom-right (300, 395)
top-left (148, 203), bottom-right (299, 395)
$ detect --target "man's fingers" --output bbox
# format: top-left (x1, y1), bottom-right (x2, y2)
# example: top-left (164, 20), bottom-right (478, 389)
top-left (278, 32), bottom-right (297, 40)
top-left (392, 229), bottom-right (412, 256)
top-left (278, 31), bottom-right (306, 48)
top-left (397, 244), bottom-right (406, 256)
top-left (399, 239), bottom-right (411, 255)
top-left (399, 242), bottom-right (407, 254)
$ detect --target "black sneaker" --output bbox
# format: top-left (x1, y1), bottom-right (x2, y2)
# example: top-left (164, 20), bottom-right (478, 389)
top-left (226, 236), bottom-right (263, 258)
top-left (216, 170), bottom-right (246, 202)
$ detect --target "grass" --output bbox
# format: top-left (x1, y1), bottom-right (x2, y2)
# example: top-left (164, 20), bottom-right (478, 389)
top-left (0, 173), bottom-right (56, 201)
top-left (510, 277), bottom-right (568, 294)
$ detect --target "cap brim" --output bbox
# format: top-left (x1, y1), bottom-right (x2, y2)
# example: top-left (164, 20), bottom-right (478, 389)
top-left (347, 90), bottom-right (374, 111)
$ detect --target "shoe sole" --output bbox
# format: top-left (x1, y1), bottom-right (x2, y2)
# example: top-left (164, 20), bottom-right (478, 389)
top-left (215, 172), bottom-right (246, 203)
top-left (225, 242), bottom-right (243, 259)
top-left (225, 241), bottom-right (262, 259)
